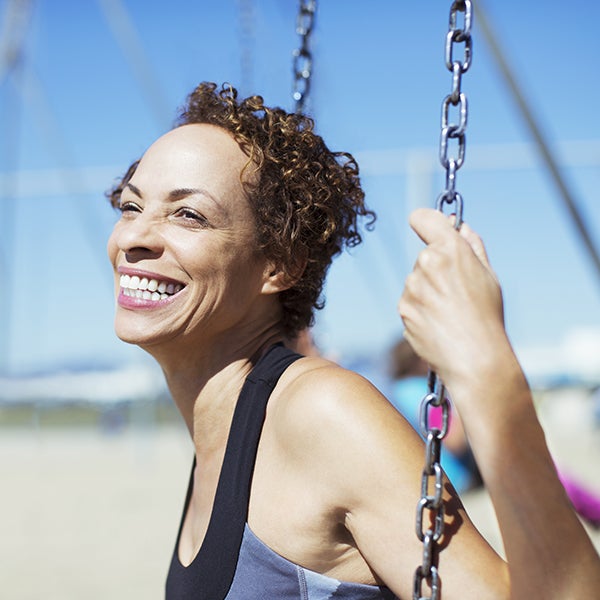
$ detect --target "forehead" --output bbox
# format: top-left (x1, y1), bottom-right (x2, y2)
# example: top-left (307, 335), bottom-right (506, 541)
top-left (131, 123), bottom-right (249, 197)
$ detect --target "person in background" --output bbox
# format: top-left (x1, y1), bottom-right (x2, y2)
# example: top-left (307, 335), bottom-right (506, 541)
top-left (388, 337), bottom-right (482, 493)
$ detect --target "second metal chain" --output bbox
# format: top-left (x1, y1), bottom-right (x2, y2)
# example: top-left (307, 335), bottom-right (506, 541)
top-left (413, 2), bottom-right (472, 599)
top-left (292, 0), bottom-right (317, 114)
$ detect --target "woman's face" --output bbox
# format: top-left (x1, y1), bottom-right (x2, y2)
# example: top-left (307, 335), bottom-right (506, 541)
top-left (107, 124), bottom-right (276, 351)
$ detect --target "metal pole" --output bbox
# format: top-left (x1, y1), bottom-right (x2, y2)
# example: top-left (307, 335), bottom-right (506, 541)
top-left (475, 1), bottom-right (600, 285)
top-left (97, 0), bottom-right (171, 132)
top-left (0, 0), bottom-right (33, 374)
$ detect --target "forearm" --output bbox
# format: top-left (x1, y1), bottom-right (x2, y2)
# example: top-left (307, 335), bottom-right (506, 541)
top-left (447, 348), bottom-right (600, 598)
top-left (398, 209), bottom-right (600, 595)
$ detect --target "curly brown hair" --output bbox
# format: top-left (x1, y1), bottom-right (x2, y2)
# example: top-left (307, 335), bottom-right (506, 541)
top-left (108, 82), bottom-right (375, 338)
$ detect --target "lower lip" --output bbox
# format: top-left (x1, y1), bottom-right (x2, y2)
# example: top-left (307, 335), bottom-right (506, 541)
top-left (117, 289), bottom-right (177, 310)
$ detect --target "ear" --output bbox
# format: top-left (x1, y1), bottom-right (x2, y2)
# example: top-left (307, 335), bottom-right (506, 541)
top-left (261, 264), bottom-right (292, 295)
top-left (261, 253), bottom-right (307, 295)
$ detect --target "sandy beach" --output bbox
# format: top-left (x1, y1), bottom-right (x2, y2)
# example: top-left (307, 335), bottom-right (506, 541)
top-left (1, 422), bottom-right (192, 599)
top-left (1, 386), bottom-right (598, 599)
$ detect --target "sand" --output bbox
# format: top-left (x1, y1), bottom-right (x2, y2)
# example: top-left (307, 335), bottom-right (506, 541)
top-left (0, 423), bottom-right (191, 599)
top-left (1, 386), bottom-right (598, 599)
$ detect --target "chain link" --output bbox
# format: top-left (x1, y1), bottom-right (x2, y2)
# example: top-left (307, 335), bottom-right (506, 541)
top-left (413, 2), bottom-right (472, 599)
top-left (292, 0), bottom-right (317, 114)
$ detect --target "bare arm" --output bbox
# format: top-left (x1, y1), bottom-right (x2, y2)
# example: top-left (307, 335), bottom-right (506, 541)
top-left (398, 208), bottom-right (600, 598)
top-left (281, 364), bottom-right (509, 600)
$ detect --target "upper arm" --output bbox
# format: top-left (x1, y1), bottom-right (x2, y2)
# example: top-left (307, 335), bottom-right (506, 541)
top-left (280, 364), bottom-right (509, 599)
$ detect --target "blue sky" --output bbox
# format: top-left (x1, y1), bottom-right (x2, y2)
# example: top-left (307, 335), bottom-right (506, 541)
top-left (1, 0), bottom-right (599, 381)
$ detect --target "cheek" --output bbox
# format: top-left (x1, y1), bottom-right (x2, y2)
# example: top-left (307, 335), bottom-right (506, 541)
top-left (106, 229), bottom-right (119, 267)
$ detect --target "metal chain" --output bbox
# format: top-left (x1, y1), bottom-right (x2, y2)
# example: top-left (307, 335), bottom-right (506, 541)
top-left (292, 0), bottom-right (317, 114)
top-left (236, 0), bottom-right (255, 97)
top-left (436, 0), bottom-right (472, 229)
top-left (413, 2), bottom-right (472, 599)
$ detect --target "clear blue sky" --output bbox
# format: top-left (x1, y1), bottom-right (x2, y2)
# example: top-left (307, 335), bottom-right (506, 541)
top-left (1, 0), bottom-right (599, 380)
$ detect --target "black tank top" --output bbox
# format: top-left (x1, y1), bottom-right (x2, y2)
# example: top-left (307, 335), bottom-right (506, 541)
top-left (165, 343), bottom-right (302, 600)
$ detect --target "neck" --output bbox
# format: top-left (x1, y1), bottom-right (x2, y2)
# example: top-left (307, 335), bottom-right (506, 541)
top-left (146, 325), bottom-right (285, 452)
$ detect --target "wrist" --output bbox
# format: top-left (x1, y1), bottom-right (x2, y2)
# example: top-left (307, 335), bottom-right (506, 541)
top-left (443, 338), bottom-right (532, 431)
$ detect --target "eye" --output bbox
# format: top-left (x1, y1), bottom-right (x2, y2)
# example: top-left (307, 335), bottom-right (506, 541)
top-left (118, 200), bottom-right (142, 214)
top-left (175, 207), bottom-right (209, 226)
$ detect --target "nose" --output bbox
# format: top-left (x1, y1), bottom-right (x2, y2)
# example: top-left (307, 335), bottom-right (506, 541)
top-left (111, 211), bottom-right (163, 260)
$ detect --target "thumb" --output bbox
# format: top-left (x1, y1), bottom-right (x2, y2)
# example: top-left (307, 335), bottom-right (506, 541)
top-left (409, 208), bottom-right (455, 245)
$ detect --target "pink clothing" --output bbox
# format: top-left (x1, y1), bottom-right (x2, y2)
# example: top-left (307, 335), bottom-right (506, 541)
top-left (558, 470), bottom-right (600, 527)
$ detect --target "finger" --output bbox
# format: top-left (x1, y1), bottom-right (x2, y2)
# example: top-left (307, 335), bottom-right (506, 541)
top-left (408, 208), bottom-right (455, 245)
top-left (459, 222), bottom-right (493, 271)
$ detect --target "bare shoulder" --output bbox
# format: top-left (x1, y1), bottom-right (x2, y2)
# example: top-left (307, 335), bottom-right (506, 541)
top-left (268, 355), bottom-right (423, 475)
top-left (272, 355), bottom-right (392, 422)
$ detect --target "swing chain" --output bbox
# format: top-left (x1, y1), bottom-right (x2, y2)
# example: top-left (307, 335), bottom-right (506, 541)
top-left (414, 2), bottom-right (472, 599)
top-left (292, 0), bottom-right (317, 113)
top-left (437, 0), bottom-right (472, 229)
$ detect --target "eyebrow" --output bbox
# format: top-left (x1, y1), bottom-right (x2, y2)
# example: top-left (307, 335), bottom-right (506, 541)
top-left (125, 182), bottom-right (225, 213)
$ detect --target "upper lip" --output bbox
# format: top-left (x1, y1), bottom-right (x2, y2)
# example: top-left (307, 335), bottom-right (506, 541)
top-left (117, 266), bottom-right (185, 286)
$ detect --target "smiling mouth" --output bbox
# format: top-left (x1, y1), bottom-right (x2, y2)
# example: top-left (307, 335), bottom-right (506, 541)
top-left (119, 274), bottom-right (184, 302)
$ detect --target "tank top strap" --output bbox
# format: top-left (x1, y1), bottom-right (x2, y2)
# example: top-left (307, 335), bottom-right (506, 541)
top-left (166, 343), bottom-right (302, 600)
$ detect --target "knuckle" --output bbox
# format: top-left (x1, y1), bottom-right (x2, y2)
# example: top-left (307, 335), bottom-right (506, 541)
top-left (417, 246), bottom-right (446, 271)
top-left (403, 271), bottom-right (421, 297)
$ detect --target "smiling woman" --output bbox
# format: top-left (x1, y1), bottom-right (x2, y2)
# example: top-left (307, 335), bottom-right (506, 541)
top-left (108, 82), bottom-right (374, 340)
top-left (107, 122), bottom-right (275, 354)
top-left (103, 82), bottom-right (600, 600)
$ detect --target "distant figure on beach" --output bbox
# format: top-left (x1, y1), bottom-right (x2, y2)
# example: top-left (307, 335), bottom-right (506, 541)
top-left (388, 337), bottom-right (482, 493)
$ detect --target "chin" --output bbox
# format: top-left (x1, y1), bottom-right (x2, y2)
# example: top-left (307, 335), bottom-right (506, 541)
top-left (114, 313), bottom-right (187, 355)
top-left (114, 317), bottom-right (161, 348)
top-left (114, 327), bottom-right (150, 348)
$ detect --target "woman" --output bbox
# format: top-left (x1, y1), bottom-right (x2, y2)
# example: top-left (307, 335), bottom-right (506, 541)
top-left (107, 82), bottom-right (599, 599)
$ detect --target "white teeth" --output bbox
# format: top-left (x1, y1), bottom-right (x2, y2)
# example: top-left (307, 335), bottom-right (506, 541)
top-left (119, 274), bottom-right (184, 302)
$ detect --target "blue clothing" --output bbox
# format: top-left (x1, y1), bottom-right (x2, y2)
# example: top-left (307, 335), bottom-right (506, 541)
top-left (390, 377), bottom-right (473, 493)
top-left (166, 344), bottom-right (397, 599)
top-left (226, 524), bottom-right (397, 599)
